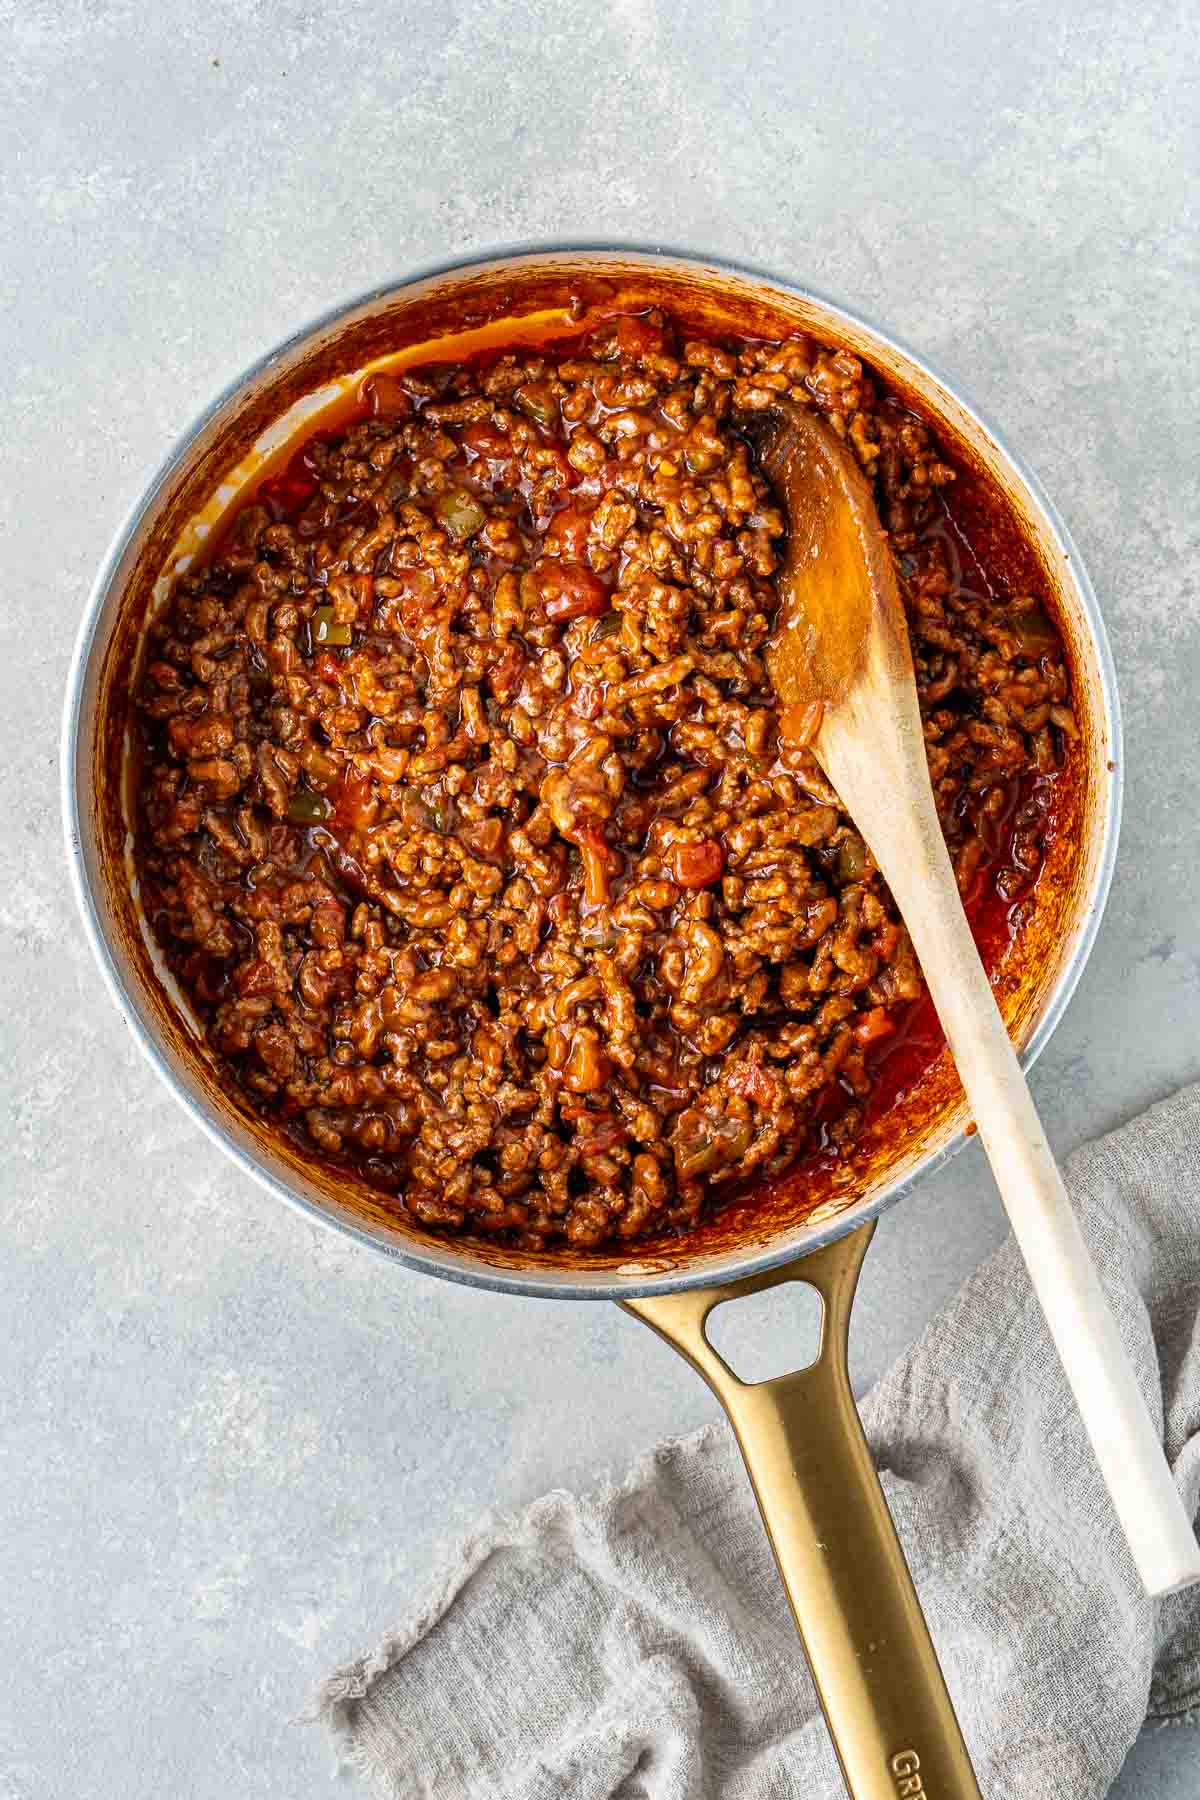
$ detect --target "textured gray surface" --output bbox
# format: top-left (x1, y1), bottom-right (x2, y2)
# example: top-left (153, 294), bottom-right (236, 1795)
top-left (2, 0), bottom-right (1198, 1795)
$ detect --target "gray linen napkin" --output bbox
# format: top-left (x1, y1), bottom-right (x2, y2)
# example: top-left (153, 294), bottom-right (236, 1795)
top-left (318, 1083), bottom-right (1200, 1799)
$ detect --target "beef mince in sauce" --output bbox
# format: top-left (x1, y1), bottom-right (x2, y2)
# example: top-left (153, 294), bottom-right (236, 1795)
top-left (134, 313), bottom-right (1075, 1248)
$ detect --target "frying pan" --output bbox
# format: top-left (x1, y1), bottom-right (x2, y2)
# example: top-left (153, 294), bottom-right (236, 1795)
top-left (62, 246), bottom-right (1121, 1800)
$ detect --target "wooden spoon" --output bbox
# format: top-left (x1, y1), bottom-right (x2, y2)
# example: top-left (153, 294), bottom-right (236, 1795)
top-left (755, 399), bottom-right (1200, 1597)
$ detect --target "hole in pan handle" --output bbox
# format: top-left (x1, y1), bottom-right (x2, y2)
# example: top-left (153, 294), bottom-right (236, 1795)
top-left (622, 1220), bottom-right (982, 1800)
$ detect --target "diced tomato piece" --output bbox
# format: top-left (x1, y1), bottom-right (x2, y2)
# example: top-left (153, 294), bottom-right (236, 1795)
top-left (459, 420), bottom-right (520, 493)
top-left (853, 1007), bottom-right (897, 1048)
top-left (236, 958), bottom-right (278, 997)
top-left (314, 649), bottom-right (343, 686)
top-left (330, 771), bottom-right (377, 833)
top-left (461, 421), bottom-right (518, 481)
top-left (616, 315), bottom-right (665, 359)
top-left (672, 839), bottom-right (725, 888)
top-left (545, 503), bottom-right (594, 561)
top-left (365, 373), bottom-right (413, 419)
top-left (537, 561), bottom-right (610, 622)
top-left (461, 420), bottom-right (513, 461)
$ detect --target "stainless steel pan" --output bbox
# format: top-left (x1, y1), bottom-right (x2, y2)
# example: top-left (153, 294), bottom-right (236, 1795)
top-left (62, 246), bottom-right (1120, 1800)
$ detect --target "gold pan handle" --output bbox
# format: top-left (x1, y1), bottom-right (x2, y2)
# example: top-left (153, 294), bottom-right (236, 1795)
top-left (624, 1222), bottom-right (981, 1800)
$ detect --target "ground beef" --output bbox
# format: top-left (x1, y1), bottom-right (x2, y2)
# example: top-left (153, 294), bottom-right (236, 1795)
top-left (134, 311), bottom-right (1075, 1249)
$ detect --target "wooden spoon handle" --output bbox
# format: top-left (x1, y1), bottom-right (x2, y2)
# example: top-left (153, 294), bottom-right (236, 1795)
top-left (860, 742), bottom-right (1200, 1596)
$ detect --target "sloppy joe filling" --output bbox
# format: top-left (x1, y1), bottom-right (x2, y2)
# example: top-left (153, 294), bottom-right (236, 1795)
top-left (135, 313), bottom-right (1074, 1247)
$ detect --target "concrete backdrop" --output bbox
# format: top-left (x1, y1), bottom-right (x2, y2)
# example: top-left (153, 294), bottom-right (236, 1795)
top-left (2, 0), bottom-right (1197, 1793)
